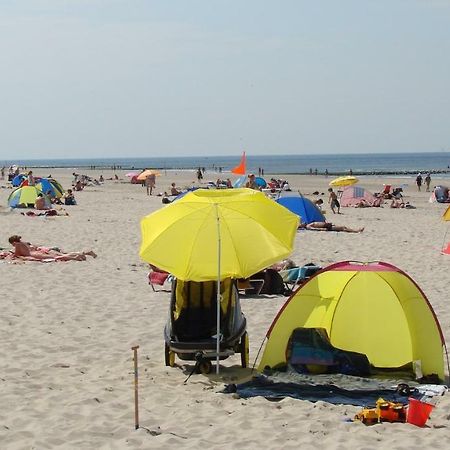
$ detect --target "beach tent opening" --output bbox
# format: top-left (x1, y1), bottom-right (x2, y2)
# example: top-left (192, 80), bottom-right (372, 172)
top-left (258, 261), bottom-right (446, 381)
top-left (340, 186), bottom-right (376, 207)
top-left (276, 193), bottom-right (325, 224)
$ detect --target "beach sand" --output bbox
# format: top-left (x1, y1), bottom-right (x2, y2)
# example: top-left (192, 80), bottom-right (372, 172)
top-left (1, 168), bottom-right (449, 449)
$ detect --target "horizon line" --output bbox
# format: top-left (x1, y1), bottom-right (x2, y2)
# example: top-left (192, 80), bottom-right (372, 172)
top-left (3, 150), bottom-right (450, 162)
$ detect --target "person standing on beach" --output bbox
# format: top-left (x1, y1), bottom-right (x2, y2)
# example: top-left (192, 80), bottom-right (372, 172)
top-left (416, 173), bottom-right (423, 192)
top-left (328, 188), bottom-right (340, 214)
top-left (146, 174), bottom-right (156, 195)
top-left (425, 173), bottom-right (431, 192)
top-left (27, 171), bottom-right (35, 186)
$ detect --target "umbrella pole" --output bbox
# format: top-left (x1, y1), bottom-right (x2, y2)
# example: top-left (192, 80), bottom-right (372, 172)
top-left (216, 204), bottom-right (221, 374)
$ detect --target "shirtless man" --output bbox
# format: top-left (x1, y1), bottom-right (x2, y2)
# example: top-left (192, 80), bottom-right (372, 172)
top-left (8, 235), bottom-right (97, 261)
top-left (328, 188), bottom-right (341, 214)
top-left (299, 222), bottom-right (364, 233)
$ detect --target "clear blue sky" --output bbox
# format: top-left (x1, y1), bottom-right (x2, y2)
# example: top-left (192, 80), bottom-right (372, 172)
top-left (1, 0), bottom-right (450, 159)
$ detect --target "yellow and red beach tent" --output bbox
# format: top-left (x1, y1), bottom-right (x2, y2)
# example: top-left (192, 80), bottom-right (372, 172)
top-left (258, 261), bottom-right (446, 380)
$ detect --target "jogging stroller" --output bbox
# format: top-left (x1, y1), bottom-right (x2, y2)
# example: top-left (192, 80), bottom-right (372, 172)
top-left (164, 278), bottom-right (248, 374)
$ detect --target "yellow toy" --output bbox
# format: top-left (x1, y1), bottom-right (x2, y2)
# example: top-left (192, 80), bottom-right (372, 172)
top-left (354, 397), bottom-right (407, 425)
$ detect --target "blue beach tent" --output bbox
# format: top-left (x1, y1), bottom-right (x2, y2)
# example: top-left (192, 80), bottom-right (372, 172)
top-left (12, 174), bottom-right (26, 187)
top-left (276, 193), bottom-right (325, 224)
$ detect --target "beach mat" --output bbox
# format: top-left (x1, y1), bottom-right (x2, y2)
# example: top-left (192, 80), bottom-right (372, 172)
top-left (226, 374), bottom-right (420, 407)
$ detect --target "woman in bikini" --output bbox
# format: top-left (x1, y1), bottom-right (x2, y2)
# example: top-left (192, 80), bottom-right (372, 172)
top-left (8, 235), bottom-right (97, 261)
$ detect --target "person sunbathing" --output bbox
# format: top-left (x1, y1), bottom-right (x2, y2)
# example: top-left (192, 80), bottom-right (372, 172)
top-left (299, 221), bottom-right (364, 233)
top-left (8, 235), bottom-right (97, 261)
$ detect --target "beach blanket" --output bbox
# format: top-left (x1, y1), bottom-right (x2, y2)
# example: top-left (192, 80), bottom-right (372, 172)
top-left (226, 374), bottom-right (424, 407)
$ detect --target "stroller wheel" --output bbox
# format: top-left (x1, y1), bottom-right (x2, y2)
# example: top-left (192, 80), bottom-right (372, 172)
top-left (164, 343), bottom-right (175, 367)
top-left (240, 332), bottom-right (249, 368)
top-left (197, 359), bottom-right (212, 374)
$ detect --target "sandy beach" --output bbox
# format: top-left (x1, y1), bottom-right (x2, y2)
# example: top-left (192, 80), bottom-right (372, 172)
top-left (1, 168), bottom-right (449, 449)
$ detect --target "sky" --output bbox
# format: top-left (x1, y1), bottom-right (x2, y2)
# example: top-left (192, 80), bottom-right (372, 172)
top-left (1, 0), bottom-right (450, 159)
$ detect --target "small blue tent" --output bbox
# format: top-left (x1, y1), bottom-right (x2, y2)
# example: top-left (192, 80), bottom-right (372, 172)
top-left (12, 174), bottom-right (26, 187)
top-left (276, 194), bottom-right (325, 224)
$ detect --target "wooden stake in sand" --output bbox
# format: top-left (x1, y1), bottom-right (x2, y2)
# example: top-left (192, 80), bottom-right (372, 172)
top-left (131, 345), bottom-right (139, 430)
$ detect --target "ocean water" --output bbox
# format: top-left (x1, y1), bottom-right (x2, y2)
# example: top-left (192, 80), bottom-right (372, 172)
top-left (3, 152), bottom-right (450, 175)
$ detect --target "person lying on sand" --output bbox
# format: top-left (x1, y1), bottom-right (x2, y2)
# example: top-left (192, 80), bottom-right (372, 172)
top-left (8, 235), bottom-right (97, 261)
top-left (299, 221), bottom-right (364, 233)
top-left (390, 199), bottom-right (416, 209)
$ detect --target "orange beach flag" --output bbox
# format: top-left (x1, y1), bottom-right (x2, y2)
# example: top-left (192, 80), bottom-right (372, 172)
top-left (231, 152), bottom-right (246, 175)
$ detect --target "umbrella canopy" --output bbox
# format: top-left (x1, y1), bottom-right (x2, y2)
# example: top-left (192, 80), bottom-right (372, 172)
top-left (276, 193), bottom-right (325, 224)
top-left (329, 176), bottom-right (359, 187)
top-left (255, 177), bottom-right (267, 188)
top-left (8, 186), bottom-right (51, 208)
top-left (140, 188), bottom-right (299, 281)
top-left (137, 169), bottom-right (161, 181)
top-left (35, 178), bottom-right (64, 198)
top-left (126, 172), bottom-right (139, 177)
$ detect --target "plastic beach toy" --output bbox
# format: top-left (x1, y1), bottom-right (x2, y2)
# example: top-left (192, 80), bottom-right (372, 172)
top-left (407, 398), bottom-right (434, 427)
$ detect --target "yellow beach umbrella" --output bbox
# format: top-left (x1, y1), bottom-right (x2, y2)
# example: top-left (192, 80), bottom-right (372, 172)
top-left (140, 188), bottom-right (298, 281)
top-left (140, 188), bottom-right (299, 372)
top-left (137, 169), bottom-right (161, 181)
top-left (329, 176), bottom-right (359, 187)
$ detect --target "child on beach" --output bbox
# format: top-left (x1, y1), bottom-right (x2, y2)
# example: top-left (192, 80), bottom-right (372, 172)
top-left (328, 188), bottom-right (340, 214)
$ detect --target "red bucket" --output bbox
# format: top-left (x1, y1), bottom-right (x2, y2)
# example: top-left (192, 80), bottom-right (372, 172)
top-left (407, 398), bottom-right (434, 427)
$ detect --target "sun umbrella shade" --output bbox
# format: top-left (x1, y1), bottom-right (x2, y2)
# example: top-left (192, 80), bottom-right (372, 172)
top-left (8, 186), bottom-right (51, 208)
top-left (140, 188), bottom-right (299, 281)
top-left (329, 176), bottom-right (359, 187)
top-left (137, 169), bottom-right (161, 181)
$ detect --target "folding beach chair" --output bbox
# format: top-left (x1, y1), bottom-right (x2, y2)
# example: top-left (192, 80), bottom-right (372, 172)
top-left (148, 265), bottom-right (172, 292)
top-left (280, 264), bottom-right (322, 293)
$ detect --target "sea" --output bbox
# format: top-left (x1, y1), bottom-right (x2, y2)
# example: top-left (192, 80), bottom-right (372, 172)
top-left (3, 152), bottom-right (450, 176)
